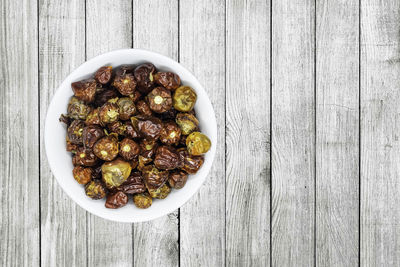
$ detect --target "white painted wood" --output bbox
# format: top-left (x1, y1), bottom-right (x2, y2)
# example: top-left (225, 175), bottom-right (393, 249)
top-left (361, 1), bottom-right (400, 266)
top-left (0, 0), bottom-right (40, 266)
top-left (272, 0), bottom-right (315, 266)
top-left (225, 0), bottom-right (271, 266)
top-left (86, 1), bottom-right (133, 266)
top-left (315, 1), bottom-right (360, 266)
top-left (179, 0), bottom-right (225, 266)
top-left (132, 1), bottom-right (179, 266)
top-left (38, 0), bottom-right (88, 266)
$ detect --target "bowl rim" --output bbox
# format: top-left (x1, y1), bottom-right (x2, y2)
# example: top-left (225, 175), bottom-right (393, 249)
top-left (44, 48), bottom-right (217, 222)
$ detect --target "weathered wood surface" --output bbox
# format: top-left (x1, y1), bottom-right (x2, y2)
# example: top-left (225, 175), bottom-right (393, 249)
top-left (179, 0), bottom-right (225, 266)
top-left (226, 0), bottom-right (271, 266)
top-left (86, 1), bottom-right (133, 266)
top-left (4, 0), bottom-right (400, 266)
top-left (0, 0), bottom-right (40, 266)
top-left (38, 0), bottom-right (87, 266)
top-left (316, 1), bottom-right (360, 266)
top-left (132, 1), bottom-right (179, 266)
top-left (272, 0), bottom-right (315, 266)
top-left (361, 1), bottom-right (400, 266)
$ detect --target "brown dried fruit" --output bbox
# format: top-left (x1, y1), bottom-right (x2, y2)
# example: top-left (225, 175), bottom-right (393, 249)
top-left (117, 172), bottom-right (146, 194)
top-left (72, 166), bottom-right (93, 185)
top-left (67, 120), bottom-right (85, 145)
top-left (142, 165), bottom-right (169, 189)
top-left (117, 97), bottom-right (136, 120)
top-left (93, 135), bottom-right (119, 161)
top-left (154, 72), bottom-right (181, 90)
top-left (177, 149), bottom-right (204, 174)
top-left (119, 138), bottom-right (140, 161)
top-left (136, 100), bottom-right (152, 116)
top-left (95, 66), bottom-right (113, 84)
top-left (112, 73), bottom-right (137, 96)
top-left (168, 170), bottom-right (188, 189)
top-left (147, 87), bottom-right (172, 113)
top-left (105, 191), bottom-right (128, 209)
top-left (82, 125), bottom-right (104, 148)
top-left (72, 147), bottom-right (99, 167)
top-left (99, 102), bottom-right (120, 125)
top-left (85, 108), bottom-right (101, 125)
top-left (154, 146), bottom-right (182, 170)
top-left (160, 121), bottom-right (181, 145)
top-left (134, 63), bottom-right (156, 94)
top-left (71, 78), bottom-right (98, 103)
top-left (85, 180), bottom-right (107, 200)
top-left (133, 193), bottom-right (152, 209)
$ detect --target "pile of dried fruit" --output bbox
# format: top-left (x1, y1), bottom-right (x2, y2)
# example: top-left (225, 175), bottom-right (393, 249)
top-left (60, 63), bottom-right (211, 209)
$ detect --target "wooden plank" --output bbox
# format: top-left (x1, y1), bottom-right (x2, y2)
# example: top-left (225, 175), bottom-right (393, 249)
top-left (315, 1), bottom-right (360, 266)
top-left (271, 0), bottom-right (315, 266)
top-left (85, 1), bottom-right (133, 266)
top-left (361, 1), bottom-right (400, 266)
top-left (38, 1), bottom-right (87, 266)
top-left (179, 0), bottom-right (225, 266)
top-left (132, 1), bottom-right (179, 266)
top-left (0, 0), bottom-right (40, 266)
top-left (225, 0), bottom-right (270, 266)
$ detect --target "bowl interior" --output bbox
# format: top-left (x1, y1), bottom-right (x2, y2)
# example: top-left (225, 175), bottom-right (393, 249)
top-left (45, 49), bottom-right (217, 222)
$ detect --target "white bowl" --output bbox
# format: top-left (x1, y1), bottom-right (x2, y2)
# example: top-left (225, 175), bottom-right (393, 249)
top-left (45, 49), bottom-right (217, 223)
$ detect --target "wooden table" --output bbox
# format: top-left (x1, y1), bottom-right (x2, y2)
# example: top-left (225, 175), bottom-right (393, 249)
top-left (1, 0), bottom-right (400, 266)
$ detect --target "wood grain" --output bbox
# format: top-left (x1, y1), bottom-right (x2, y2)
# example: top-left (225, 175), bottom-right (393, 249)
top-left (225, 0), bottom-right (271, 266)
top-left (132, 1), bottom-right (179, 266)
top-left (0, 0), bottom-right (40, 266)
top-left (179, 0), bottom-right (225, 266)
top-left (361, 1), bottom-right (400, 266)
top-left (315, 1), bottom-right (360, 266)
top-left (271, 0), bottom-right (315, 266)
top-left (85, 1), bottom-right (133, 266)
top-left (38, 0), bottom-right (88, 266)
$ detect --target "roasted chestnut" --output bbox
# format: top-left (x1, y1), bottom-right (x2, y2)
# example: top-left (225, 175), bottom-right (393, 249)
top-left (119, 138), bottom-right (140, 161)
top-left (101, 158), bottom-right (132, 188)
top-left (147, 87), bottom-right (172, 113)
top-left (160, 121), bottom-right (181, 145)
top-left (173, 86), bottom-right (197, 112)
top-left (72, 166), bottom-right (92, 185)
top-left (85, 180), bottom-right (107, 199)
top-left (154, 72), bottom-right (180, 90)
top-left (175, 113), bottom-right (199, 135)
top-left (93, 135), bottom-right (119, 161)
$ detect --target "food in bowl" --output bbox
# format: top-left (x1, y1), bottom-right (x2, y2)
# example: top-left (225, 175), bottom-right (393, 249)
top-left (59, 63), bottom-right (211, 210)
